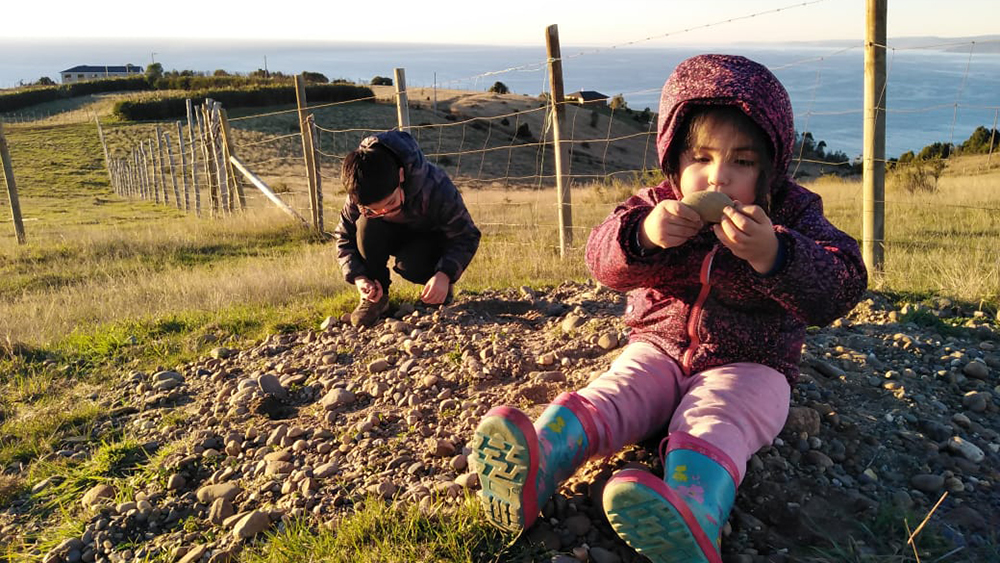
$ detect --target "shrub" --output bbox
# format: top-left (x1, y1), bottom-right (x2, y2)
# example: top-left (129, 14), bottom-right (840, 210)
top-left (111, 83), bottom-right (375, 121)
top-left (371, 76), bottom-right (393, 86)
top-left (488, 81), bottom-right (509, 95)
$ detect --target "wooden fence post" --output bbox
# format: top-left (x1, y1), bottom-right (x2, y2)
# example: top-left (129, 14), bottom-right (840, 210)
top-left (154, 129), bottom-right (168, 205)
top-left (163, 131), bottom-right (182, 209)
top-left (94, 115), bottom-right (115, 190)
top-left (208, 102), bottom-right (230, 213)
top-left (186, 100), bottom-right (201, 216)
top-left (862, 0), bottom-right (887, 276)
top-left (546, 24), bottom-right (573, 256)
top-left (218, 108), bottom-right (246, 211)
top-left (1, 122), bottom-right (27, 244)
top-left (197, 105), bottom-right (218, 214)
top-left (295, 74), bottom-right (320, 230)
top-left (307, 115), bottom-right (324, 234)
top-left (176, 121), bottom-right (191, 212)
top-left (394, 68), bottom-right (411, 132)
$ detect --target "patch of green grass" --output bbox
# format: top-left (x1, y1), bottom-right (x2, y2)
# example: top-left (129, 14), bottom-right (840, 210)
top-left (0, 395), bottom-right (103, 469)
top-left (243, 495), bottom-right (542, 563)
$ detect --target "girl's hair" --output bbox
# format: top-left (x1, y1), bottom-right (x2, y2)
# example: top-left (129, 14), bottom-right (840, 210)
top-left (666, 105), bottom-right (775, 212)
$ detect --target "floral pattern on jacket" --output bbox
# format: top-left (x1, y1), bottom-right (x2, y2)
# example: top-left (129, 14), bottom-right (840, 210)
top-left (585, 54), bottom-right (868, 385)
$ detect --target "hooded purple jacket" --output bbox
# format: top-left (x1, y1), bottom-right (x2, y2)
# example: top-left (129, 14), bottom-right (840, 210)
top-left (335, 131), bottom-right (481, 284)
top-left (585, 54), bottom-right (867, 385)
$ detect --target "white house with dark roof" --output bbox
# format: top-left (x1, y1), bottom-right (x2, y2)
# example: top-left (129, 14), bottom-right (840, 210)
top-left (60, 64), bottom-right (144, 84)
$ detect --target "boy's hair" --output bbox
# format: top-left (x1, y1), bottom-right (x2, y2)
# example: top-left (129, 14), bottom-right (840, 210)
top-left (667, 105), bottom-right (775, 212)
top-left (342, 143), bottom-right (401, 206)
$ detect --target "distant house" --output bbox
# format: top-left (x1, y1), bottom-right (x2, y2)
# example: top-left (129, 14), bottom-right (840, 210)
top-left (565, 90), bottom-right (609, 106)
top-left (60, 64), bottom-right (144, 84)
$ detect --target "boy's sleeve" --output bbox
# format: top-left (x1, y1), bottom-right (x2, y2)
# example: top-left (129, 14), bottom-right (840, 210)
top-left (428, 177), bottom-right (481, 282)
top-left (333, 196), bottom-right (367, 284)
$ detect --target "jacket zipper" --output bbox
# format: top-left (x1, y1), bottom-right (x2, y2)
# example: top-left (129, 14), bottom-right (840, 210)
top-left (681, 246), bottom-right (718, 375)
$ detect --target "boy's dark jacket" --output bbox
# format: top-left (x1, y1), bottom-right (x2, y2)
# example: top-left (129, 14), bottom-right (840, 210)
top-left (585, 54), bottom-right (868, 385)
top-left (335, 131), bottom-right (481, 284)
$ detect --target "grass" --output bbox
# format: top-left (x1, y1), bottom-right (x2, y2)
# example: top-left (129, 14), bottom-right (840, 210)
top-left (1, 96), bottom-right (999, 561)
top-left (241, 496), bottom-right (540, 563)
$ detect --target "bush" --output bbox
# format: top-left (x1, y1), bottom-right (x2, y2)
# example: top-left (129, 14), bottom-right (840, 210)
top-left (958, 125), bottom-right (999, 155)
top-left (888, 160), bottom-right (945, 193)
top-left (112, 83), bottom-right (375, 121)
top-left (371, 76), bottom-right (393, 86)
top-left (0, 76), bottom-right (149, 113)
top-left (488, 81), bottom-right (509, 95)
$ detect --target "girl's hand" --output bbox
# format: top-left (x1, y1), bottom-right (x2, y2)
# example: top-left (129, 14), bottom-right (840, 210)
top-left (713, 202), bottom-right (779, 273)
top-left (640, 200), bottom-right (704, 250)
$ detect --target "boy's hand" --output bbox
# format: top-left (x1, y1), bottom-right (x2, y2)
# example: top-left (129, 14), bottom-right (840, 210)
top-left (355, 277), bottom-right (383, 302)
top-left (421, 272), bottom-right (451, 304)
top-left (640, 200), bottom-right (704, 250)
top-left (713, 202), bottom-right (779, 273)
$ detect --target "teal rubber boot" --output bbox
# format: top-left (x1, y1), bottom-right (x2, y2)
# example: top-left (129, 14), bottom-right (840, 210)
top-left (602, 432), bottom-right (738, 563)
top-left (470, 392), bottom-right (601, 533)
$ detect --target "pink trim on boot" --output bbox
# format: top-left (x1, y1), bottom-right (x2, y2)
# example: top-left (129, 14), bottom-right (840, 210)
top-left (482, 406), bottom-right (540, 529)
top-left (660, 431), bottom-right (741, 486)
top-left (607, 469), bottom-right (722, 563)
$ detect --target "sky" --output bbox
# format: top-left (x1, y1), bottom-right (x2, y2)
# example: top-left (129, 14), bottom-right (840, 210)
top-left (5, 0), bottom-right (998, 46)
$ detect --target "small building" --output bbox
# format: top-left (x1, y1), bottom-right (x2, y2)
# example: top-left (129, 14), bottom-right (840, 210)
top-left (565, 90), bottom-right (609, 106)
top-left (60, 64), bottom-right (144, 84)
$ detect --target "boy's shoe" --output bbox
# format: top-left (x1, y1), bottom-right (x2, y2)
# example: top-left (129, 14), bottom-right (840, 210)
top-left (602, 432), bottom-right (738, 563)
top-left (350, 294), bottom-right (389, 327)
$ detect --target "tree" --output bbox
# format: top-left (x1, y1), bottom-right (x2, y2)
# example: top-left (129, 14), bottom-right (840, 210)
top-left (213, 69), bottom-right (230, 77)
top-left (609, 94), bottom-right (627, 111)
top-left (301, 71), bottom-right (329, 84)
top-left (145, 62), bottom-right (163, 83)
top-left (488, 81), bottom-right (509, 94)
top-left (36, 76), bottom-right (55, 86)
top-left (371, 76), bottom-right (393, 86)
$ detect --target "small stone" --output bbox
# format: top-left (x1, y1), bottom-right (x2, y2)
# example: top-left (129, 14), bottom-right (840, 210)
top-left (320, 388), bottom-right (355, 410)
top-left (209, 498), bottom-right (235, 525)
top-left (211, 347), bottom-right (233, 359)
top-left (257, 374), bottom-right (288, 398)
top-left (963, 360), bottom-right (989, 380)
top-left (589, 546), bottom-right (622, 563)
top-left (911, 474), bottom-right (944, 493)
top-left (597, 332), bottom-right (619, 350)
top-left (232, 510), bottom-right (270, 540)
top-left (947, 436), bottom-right (985, 463)
top-left (196, 482), bottom-right (241, 504)
top-left (561, 314), bottom-right (586, 333)
top-left (368, 359), bottom-right (391, 373)
top-left (166, 473), bottom-right (186, 491)
top-left (783, 406), bottom-right (821, 436)
top-left (81, 484), bottom-right (115, 509)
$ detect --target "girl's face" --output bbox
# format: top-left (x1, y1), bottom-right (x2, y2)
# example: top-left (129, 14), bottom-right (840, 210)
top-left (677, 118), bottom-right (762, 206)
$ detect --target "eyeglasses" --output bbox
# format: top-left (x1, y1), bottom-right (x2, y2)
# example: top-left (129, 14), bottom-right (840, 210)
top-left (360, 187), bottom-right (404, 218)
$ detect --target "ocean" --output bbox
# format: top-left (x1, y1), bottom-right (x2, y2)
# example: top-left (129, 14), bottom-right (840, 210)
top-left (3, 38), bottom-right (1000, 159)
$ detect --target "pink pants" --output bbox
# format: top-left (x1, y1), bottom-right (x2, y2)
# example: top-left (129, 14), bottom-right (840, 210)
top-left (577, 342), bottom-right (790, 483)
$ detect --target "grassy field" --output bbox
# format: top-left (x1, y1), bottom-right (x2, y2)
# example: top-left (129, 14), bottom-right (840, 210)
top-left (2, 94), bottom-right (999, 560)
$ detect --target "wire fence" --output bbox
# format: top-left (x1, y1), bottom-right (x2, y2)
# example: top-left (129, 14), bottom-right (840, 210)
top-left (2, 2), bottom-right (999, 267)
